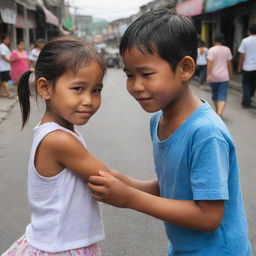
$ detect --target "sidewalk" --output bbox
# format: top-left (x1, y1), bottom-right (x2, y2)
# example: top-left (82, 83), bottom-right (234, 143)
top-left (194, 73), bottom-right (256, 106)
top-left (0, 86), bottom-right (18, 124)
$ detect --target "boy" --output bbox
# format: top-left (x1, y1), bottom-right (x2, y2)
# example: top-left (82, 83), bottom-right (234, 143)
top-left (88, 9), bottom-right (252, 256)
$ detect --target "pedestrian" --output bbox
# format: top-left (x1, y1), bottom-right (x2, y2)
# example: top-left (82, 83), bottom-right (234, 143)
top-left (238, 23), bottom-right (256, 108)
top-left (196, 39), bottom-right (208, 88)
top-left (88, 9), bottom-right (252, 256)
top-left (2, 36), bottom-right (107, 256)
top-left (10, 40), bottom-right (29, 85)
top-left (0, 35), bottom-right (14, 98)
top-left (28, 38), bottom-right (45, 71)
top-left (207, 33), bottom-right (233, 118)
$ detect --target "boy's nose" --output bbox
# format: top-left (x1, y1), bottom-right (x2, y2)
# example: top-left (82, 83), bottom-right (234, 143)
top-left (132, 78), bottom-right (145, 92)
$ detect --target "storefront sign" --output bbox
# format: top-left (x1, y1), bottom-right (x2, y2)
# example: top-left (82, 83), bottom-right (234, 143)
top-left (205, 0), bottom-right (248, 12)
top-left (176, 0), bottom-right (204, 16)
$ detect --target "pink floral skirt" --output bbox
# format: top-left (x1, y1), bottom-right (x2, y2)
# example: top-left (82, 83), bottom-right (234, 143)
top-left (2, 234), bottom-right (101, 256)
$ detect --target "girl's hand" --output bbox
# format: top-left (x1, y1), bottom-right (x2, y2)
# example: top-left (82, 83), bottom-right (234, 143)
top-left (88, 171), bottom-right (134, 208)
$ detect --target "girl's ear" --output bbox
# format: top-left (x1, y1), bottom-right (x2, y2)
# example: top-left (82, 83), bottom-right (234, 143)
top-left (36, 77), bottom-right (52, 100)
top-left (179, 56), bottom-right (196, 82)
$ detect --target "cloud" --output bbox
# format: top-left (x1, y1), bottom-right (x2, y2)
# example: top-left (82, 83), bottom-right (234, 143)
top-left (72, 0), bottom-right (151, 21)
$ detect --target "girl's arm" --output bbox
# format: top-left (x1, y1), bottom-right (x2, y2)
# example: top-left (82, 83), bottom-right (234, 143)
top-left (88, 172), bottom-right (224, 232)
top-left (110, 169), bottom-right (159, 195)
top-left (35, 130), bottom-right (110, 180)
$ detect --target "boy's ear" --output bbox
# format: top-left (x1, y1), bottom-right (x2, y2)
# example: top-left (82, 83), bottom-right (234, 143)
top-left (36, 77), bottom-right (52, 100)
top-left (179, 56), bottom-right (195, 82)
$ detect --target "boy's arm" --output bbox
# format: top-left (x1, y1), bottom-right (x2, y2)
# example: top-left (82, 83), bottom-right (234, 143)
top-left (228, 60), bottom-right (233, 78)
top-left (237, 53), bottom-right (245, 73)
top-left (206, 59), bottom-right (213, 83)
top-left (110, 169), bottom-right (159, 195)
top-left (88, 172), bottom-right (224, 232)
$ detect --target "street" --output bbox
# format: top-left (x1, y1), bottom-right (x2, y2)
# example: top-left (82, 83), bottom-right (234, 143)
top-left (0, 68), bottom-right (255, 255)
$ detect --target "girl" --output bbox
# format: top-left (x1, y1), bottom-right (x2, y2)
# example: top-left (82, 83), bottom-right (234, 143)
top-left (2, 36), bottom-right (110, 256)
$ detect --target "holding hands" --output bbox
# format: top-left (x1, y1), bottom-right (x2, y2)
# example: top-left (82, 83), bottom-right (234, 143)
top-left (88, 170), bottom-right (135, 208)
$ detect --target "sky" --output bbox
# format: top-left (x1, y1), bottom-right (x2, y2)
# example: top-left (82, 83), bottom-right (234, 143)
top-left (70, 0), bottom-right (152, 21)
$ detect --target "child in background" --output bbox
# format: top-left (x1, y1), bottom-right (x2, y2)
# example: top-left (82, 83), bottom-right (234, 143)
top-left (88, 9), bottom-right (252, 256)
top-left (2, 36), bottom-right (109, 256)
top-left (28, 38), bottom-right (45, 71)
top-left (196, 40), bottom-right (208, 88)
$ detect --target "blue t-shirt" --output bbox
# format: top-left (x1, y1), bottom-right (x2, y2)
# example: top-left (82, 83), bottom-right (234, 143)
top-left (150, 101), bottom-right (252, 256)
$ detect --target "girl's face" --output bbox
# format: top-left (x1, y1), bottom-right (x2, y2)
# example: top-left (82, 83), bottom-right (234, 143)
top-left (122, 47), bottom-right (183, 113)
top-left (44, 60), bottom-right (104, 130)
top-left (17, 42), bottom-right (25, 51)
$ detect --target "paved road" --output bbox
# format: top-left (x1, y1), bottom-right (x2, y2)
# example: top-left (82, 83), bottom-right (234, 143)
top-left (0, 69), bottom-right (255, 255)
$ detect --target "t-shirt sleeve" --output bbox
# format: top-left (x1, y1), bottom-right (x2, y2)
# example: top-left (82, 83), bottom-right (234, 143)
top-left (0, 45), bottom-right (6, 56)
top-left (228, 48), bottom-right (233, 61)
top-left (206, 49), bottom-right (213, 61)
top-left (238, 39), bottom-right (245, 54)
top-left (190, 137), bottom-right (229, 200)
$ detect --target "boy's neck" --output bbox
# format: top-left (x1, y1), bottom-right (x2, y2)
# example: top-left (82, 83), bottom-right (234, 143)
top-left (158, 87), bottom-right (202, 141)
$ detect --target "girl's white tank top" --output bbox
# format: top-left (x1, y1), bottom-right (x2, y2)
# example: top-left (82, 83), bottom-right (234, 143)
top-left (25, 122), bottom-right (105, 252)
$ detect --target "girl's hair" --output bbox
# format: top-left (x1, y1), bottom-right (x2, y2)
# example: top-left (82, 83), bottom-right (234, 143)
top-left (18, 36), bottom-right (106, 128)
top-left (119, 8), bottom-right (198, 72)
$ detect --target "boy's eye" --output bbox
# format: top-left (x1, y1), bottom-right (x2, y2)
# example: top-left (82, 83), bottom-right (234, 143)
top-left (142, 72), bottom-right (155, 77)
top-left (72, 87), bottom-right (83, 91)
top-left (125, 73), bottom-right (133, 78)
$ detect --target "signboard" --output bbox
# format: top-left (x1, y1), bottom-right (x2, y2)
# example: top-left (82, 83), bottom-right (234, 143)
top-left (205, 0), bottom-right (248, 12)
top-left (63, 17), bottom-right (74, 30)
top-left (176, 0), bottom-right (204, 16)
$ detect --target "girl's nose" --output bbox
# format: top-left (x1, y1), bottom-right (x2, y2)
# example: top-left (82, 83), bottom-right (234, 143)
top-left (81, 93), bottom-right (93, 106)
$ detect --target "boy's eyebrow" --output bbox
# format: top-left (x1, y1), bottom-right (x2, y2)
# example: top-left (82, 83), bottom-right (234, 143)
top-left (123, 66), bottom-right (154, 72)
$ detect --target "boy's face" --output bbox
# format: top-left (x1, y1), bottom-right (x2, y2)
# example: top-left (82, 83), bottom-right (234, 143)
top-left (122, 47), bottom-right (183, 113)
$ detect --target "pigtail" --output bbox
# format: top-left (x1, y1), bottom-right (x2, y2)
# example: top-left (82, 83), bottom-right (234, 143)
top-left (17, 70), bottom-right (33, 128)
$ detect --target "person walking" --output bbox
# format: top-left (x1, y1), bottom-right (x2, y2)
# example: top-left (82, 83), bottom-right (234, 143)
top-left (207, 33), bottom-right (233, 118)
top-left (0, 35), bottom-right (14, 98)
top-left (196, 40), bottom-right (208, 88)
top-left (10, 40), bottom-right (29, 85)
top-left (238, 23), bottom-right (256, 108)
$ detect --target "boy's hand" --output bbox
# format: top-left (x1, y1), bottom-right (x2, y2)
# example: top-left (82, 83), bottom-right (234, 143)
top-left (88, 171), bottom-right (134, 208)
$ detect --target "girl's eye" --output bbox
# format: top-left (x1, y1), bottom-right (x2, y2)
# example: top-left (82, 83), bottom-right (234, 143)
top-left (72, 87), bottom-right (83, 91)
top-left (93, 88), bottom-right (102, 93)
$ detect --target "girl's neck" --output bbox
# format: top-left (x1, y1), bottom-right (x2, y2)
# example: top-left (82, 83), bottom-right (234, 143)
top-left (41, 111), bottom-right (75, 132)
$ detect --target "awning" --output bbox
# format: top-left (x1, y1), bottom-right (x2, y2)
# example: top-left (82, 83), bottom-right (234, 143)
top-left (41, 6), bottom-right (59, 26)
top-left (205, 0), bottom-right (248, 13)
top-left (176, 0), bottom-right (204, 17)
top-left (15, 0), bottom-right (37, 10)
top-left (16, 12), bottom-right (37, 29)
top-left (59, 26), bottom-right (70, 35)
top-left (0, 0), bottom-right (17, 24)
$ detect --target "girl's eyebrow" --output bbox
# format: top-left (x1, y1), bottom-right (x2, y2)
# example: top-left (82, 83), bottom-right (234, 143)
top-left (71, 81), bottom-right (103, 88)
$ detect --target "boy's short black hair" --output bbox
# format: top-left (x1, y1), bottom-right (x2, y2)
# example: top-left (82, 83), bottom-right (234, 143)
top-left (119, 9), bottom-right (198, 71)
top-left (248, 23), bottom-right (256, 34)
